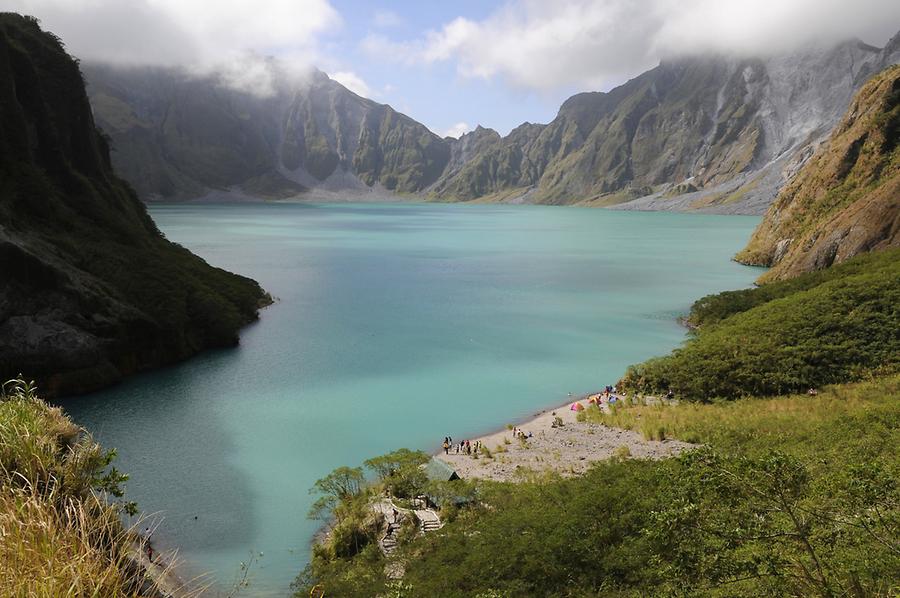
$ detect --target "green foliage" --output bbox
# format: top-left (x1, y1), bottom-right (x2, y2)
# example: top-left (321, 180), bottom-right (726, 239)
top-left (326, 508), bottom-right (381, 559)
top-left (294, 543), bottom-right (387, 598)
top-left (647, 448), bottom-right (899, 596)
top-left (307, 466), bottom-right (365, 520)
top-left (686, 248), bottom-right (899, 329)
top-left (621, 249), bottom-right (900, 400)
top-left (298, 376), bottom-right (899, 597)
top-left (363, 448), bottom-right (429, 499)
top-left (0, 377), bottom-right (131, 510)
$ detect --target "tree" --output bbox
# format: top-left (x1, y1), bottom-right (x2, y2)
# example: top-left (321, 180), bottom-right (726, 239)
top-left (645, 448), bottom-right (900, 596)
top-left (308, 466), bottom-right (364, 520)
top-left (364, 449), bottom-right (429, 498)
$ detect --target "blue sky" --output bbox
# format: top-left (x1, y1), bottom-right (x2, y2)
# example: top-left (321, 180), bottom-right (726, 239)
top-left (322, 0), bottom-right (573, 136)
top-left (7, 0), bottom-right (900, 138)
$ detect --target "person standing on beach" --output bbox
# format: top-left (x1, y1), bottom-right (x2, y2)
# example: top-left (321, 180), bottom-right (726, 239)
top-left (141, 526), bottom-right (154, 562)
top-left (442, 439), bottom-right (450, 454)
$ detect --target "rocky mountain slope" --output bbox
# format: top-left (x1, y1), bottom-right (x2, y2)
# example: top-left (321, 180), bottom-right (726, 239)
top-left (85, 33), bottom-right (900, 213)
top-left (0, 13), bottom-right (269, 396)
top-left (735, 65), bottom-right (900, 282)
top-left (85, 65), bottom-right (449, 201)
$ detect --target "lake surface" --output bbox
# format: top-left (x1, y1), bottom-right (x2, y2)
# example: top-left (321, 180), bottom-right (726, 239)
top-left (60, 203), bottom-right (761, 595)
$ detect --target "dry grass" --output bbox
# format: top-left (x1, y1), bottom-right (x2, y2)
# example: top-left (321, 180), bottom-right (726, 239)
top-left (2, 485), bottom-right (144, 597)
top-left (586, 375), bottom-right (900, 464)
top-left (0, 379), bottom-right (199, 597)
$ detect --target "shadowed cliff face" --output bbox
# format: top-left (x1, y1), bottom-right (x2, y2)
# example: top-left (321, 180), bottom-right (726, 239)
top-left (0, 13), bottom-right (269, 397)
top-left (84, 32), bottom-right (898, 213)
top-left (736, 64), bottom-right (900, 283)
top-left (85, 65), bottom-right (451, 201)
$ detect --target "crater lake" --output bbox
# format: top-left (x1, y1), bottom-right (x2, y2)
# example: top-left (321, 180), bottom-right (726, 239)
top-left (60, 202), bottom-right (761, 595)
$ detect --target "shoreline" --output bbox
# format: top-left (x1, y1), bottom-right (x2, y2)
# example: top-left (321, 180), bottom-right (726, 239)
top-left (434, 392), bottom-right (693, 482)
top-left (433, 392), bottom-right (593, 452)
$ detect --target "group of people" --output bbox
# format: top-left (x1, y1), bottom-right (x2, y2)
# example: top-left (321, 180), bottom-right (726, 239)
top-left (442, 436), bottom-right (481, 455)
top-left (589, 386), bottom-right (620, 406)
top-left (511, 426), bottom-right (532, 440)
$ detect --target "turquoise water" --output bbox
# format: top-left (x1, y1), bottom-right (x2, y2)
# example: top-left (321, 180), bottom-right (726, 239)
top-left (60, 203), bottom-right (761, 595)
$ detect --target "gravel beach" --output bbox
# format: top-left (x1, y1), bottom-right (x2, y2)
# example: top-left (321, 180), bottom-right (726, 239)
top-left (437, 396), bottom-right (694, 481)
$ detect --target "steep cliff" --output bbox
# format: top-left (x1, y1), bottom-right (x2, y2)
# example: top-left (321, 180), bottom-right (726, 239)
top-left (83, 32), bottom-right (899, 213)
top-left (0, 13), bottom-right (269, 396)
top-left (86, 65), bottom-right (450, 200)
top-left (435, 39), bottom-right (899, 210)
top-left (736, 65), bottom-right (900, 282)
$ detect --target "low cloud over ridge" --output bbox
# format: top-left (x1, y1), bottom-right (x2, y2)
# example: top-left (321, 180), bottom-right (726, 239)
top-left (5, 0), bottom-right (340, 94)
top-left (363, 0), bottom-right (900, 91)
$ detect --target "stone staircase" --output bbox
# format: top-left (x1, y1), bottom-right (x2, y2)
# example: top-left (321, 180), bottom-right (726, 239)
top-left (417, 509), bottom-right (442, 533)
top-left (381, 517), bottom-right (402, 555)
top-left (374, 498), bottom-right (443, 557)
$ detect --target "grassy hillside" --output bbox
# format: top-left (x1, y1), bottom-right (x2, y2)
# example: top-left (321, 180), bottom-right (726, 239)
top-left (736, 65), bottom-right (900, 281)
top-left (297, 375), bottom-right (899, 597)
top-left (0, 13), bottom-right (270, 396)
top-left (0, 378), bottom-right (171, 596)
top-left (619, 248), bottom-right (900, 400)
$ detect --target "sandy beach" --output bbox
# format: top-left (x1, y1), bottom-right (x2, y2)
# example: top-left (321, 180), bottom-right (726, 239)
top-left (437, 395), bottom-right (693, 481)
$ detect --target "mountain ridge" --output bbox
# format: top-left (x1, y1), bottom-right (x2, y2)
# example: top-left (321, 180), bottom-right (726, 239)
top-left (82, 31), bottom-right (900, 214)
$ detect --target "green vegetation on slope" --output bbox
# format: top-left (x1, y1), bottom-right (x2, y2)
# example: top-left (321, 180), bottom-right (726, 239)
top-left (297, 376), bottom-right (900, 597)
top-left (0, 13), bottom-right (270, 395)
top-left (736, 65), bottom-right (900, 281)
top-left (0, 378), bottom-right (168, 596)
top-left (620, 248), bottom-right (900, 400)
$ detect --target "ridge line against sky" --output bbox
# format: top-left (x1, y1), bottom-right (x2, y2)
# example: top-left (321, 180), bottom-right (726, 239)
top-left (4, 0), bottom-right (900, 137)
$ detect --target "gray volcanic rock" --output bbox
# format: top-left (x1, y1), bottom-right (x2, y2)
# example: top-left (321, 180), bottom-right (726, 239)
top-left (440, 38), bottom-right (897, 212)
top-left (85, 65), bottom-right (451, 201)
top-left (84, 32), bottom-right (900, 214)
top-left (735, 65), bottom-right (900, 282)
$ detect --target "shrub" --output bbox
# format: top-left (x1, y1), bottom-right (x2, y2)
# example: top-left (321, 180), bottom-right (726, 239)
top-left (621, 249), bottom-right (900, 400)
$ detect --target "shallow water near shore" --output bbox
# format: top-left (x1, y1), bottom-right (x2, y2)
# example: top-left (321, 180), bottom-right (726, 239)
top-left (60, 202), bottom-right (760, 595)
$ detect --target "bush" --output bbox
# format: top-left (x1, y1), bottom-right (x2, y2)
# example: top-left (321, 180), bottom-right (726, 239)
top-left (621, 249), bottom-right (900, 400)
top-left (364, 449), bottom-right (429, 499)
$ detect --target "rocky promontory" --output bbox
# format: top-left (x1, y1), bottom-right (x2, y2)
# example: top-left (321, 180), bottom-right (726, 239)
top-left (0, 14), bottom-right (270, 396)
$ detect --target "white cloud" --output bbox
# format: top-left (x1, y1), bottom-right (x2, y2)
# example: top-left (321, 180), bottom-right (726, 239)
top-left (373, 9), bottom-right (403, 29)
top-left (6, 0), bottom-right (341, 86)
top-left (363, 0), bottom-right (900, 91)
top-left (440, 122), bottom-right (474, 138)
top-left (330, 70), bottom-right (372, 97)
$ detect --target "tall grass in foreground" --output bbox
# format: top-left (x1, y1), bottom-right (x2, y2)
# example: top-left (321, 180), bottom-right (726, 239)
top-left (0, 378), bottom-right (198, 597)
top-left (2, 485), bottom-right (151, 596)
